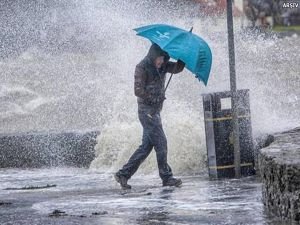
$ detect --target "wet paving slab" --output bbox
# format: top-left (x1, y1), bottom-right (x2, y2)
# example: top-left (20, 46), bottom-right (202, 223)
top-left (0, 168), bottom-right (291, 225)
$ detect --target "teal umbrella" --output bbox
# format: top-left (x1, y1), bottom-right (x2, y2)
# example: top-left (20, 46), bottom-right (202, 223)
top-left (134, 24), bottom-right (212, 86)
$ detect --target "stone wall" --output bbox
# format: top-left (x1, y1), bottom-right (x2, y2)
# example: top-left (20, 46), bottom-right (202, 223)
top-left (258, 127), bottom-right (300, 221)
top-left (0, 130), bottom-right (100, 168)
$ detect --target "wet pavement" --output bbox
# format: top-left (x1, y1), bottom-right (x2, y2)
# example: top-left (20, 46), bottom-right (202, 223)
top-left (0, 168), bottom-right (290, 225)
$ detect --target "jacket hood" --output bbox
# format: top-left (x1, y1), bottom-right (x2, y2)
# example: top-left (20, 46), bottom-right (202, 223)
top-left (146, 43), bottom-right (170, 63)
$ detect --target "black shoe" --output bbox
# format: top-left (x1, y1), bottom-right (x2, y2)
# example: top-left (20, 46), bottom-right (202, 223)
top-left (114, 173), bottom-right (131, 190)
top-left (162, 177), bottom-right (182, 187)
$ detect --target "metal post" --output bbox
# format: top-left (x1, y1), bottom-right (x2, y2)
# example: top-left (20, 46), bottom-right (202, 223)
top-left (226, 0), bottom-right (241, 178)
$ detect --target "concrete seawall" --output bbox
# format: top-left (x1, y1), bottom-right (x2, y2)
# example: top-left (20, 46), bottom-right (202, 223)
top-left (0, 131), bottom-right (100, 168)
top-left (258, 127), bottom-right (300, 221)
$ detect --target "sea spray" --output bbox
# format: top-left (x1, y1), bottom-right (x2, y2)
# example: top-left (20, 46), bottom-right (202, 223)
top-left (0, 1), bottom-right (299, 174)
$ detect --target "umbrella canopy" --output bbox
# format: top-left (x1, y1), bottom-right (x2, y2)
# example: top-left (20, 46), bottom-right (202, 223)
top-left (134, 24), bottom-right (212, 85)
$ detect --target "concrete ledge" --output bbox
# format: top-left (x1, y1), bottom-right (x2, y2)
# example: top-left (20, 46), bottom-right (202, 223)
top-left (258, 127), bottom-right (300, 221)
top-left (0, 130), bottom-right (100, 168)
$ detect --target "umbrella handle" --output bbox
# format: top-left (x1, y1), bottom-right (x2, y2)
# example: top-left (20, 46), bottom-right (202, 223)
top-left (164, 59), bottom-right (183, 93)
top-left (164, 73), bottom-right (174, 93)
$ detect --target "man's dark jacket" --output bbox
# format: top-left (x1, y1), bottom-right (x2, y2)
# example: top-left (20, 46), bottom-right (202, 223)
top-left (134, 44), bottom-right (185, 109)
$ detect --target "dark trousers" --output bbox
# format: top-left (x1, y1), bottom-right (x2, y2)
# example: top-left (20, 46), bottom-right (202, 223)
top-left (117, 104), bottom-right (173, 181)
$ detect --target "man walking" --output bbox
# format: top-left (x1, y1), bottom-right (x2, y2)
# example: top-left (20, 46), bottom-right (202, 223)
top-left (115, 43), bottom-right (185, 189)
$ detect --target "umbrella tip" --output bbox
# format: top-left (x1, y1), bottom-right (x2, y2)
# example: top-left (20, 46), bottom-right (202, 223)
top-left (189, 27), bottom-right (193, 32)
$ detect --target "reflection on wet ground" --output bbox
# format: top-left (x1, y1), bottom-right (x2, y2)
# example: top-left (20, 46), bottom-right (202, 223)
top-left (0, 168), bottom-right (289, 225)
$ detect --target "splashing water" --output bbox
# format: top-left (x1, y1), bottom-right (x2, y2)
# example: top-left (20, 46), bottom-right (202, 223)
top-left (0, 0), bottom-right (299, 175)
